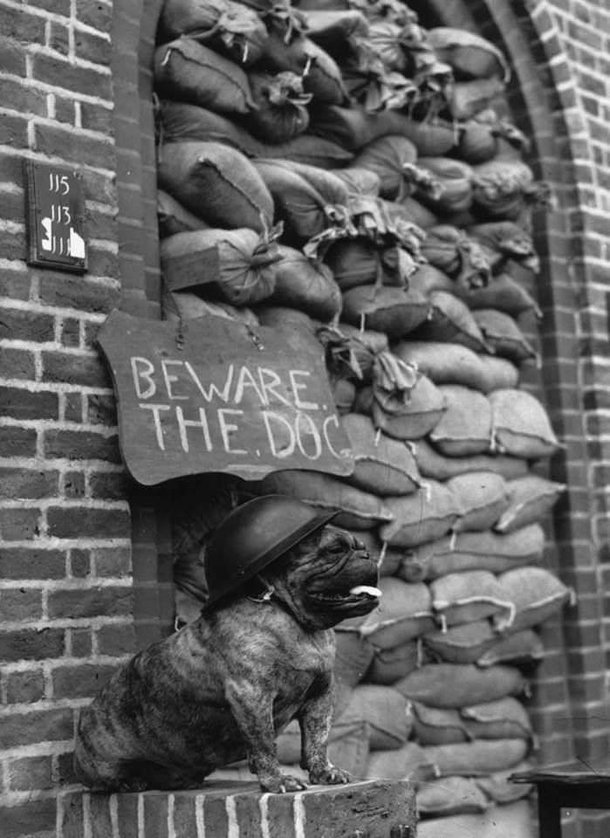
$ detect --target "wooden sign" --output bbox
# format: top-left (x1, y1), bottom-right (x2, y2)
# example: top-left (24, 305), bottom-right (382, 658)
top-left (24, 160), bottom-right (87, 273)
top-left (97, 310), bottom-right (355, 486)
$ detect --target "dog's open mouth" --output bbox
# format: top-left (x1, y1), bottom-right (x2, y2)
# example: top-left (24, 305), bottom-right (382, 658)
top-left (312, 584), bottom-right (382, 607)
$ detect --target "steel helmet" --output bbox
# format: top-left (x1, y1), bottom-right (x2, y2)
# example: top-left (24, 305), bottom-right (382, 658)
top-left (203, 494), bottom-right (339, 609)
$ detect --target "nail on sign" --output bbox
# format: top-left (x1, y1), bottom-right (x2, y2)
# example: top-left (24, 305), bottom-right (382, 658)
top-left (97, 310), bottom-right (355, 486)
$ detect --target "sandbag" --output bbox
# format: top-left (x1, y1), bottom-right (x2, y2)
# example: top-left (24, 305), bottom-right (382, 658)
top-left (309, 105), bottom-right (456, 155)
top-left (476, 628), bottom-right (545, 669)
top-left (304, 9), bottom-right (369, 58)
top-left (159, 101), bottom-right (354, 167)
top-left (158, 141), bottom-right (274, 231)
top-left (326, 239), bottom-right (402, 291)
top-left (394, 664), bottom-right (526, 708)
top-left (336, 683), bottom-right (412, 750)
top-left (419, 225), bottom-right (491, 290)
top-left (261, 31), bottom-right (347, 104)
top-left (379, 481), bottom-right (463, 548)
top-left (331, 378), bottom-right (357, 415)
top-left (427, 27), bottom-right (510, 81)
top-left (245, 71), bottom-right (311, 143)
top-left (367, 373), bottom-right (446, 441)
top-left (367, 641), bottom-right (421, 685)
top-left (490, 389), bottom-right (561, 459)
top-left (154, 38), bottom-right (254, 114)
top-left (467, 220), bottom-right (539, 275)
top-left (414, 291), bottom-right (490, 353)
top-left (412, 703), bottom-right (469, 747)
top-left (448, 77), bottom-right (506, 121)
top-left (358, 577), bottom-right (435, 647)
top-left (423, 621), bottom-right (497, 665)
top-left (157, 190), bottom-right (208, 238)
top-left (257, 470), bottom-right (393, 530)
top-left (392, 341), bottom-right (486, 392)
top-left (473, 309), bottom-right (538, 364)
top-left (159, 0), bottom-right (268, 65)
top-left (164, 290), bottom-right (260, 327)
top-left (417, 776), bottom-right (490, 817)
top-left (417, 157), bottom-right (474, 215)
top-left (317, 323), bottom-right (389, 385)
top-left (160, 227), bottom-right (279, 306)
top-left (341, 413), bottom-right (421, 496)
top-left (430, 570), bottom-right (514, 629)
top-left (494, 475), bottom-right (566, 533)
top-left (364, 741), bottom-right (439, 785)
top-left (480, 355), bottom-right (520, 392)
top-left (495, 566), bottom-right (572, 631)
top-left (461, 697), bottom-right (533, 741)
top-left (408, 263), bottom-right (454, 297)
top-left (333, 628), bottom-right (376, 717)
top-left (267, 245), bottom-right (342, 321)
top-left (429, 385), bottom-right (492, 457)
top-left (457, 272), bottom-right (541, 318)
top-left (417, 799), bottom-right (535, 838)
top-left (475, 762), bottom-right (534, 804)
top-left (413, 438), bottom-right (528, 482)
top-left (351, 135), bottom-right (420, 200)
top-left (447, 472), bottom-right (510, 533)
top-left (398, 525), bottom-right (545, 582)
top-left (424, 738), bottom-right (529, 777)
top-left (340, 284), bottom-right (430, 339)
top-left (472, 158), bottom-right (550, 220)
top-left (253, 158), bottom-right (348, 241)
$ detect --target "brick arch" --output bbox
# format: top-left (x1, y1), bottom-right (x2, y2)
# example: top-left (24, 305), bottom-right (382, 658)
top-left (111, 0), bottom-right (174, 648)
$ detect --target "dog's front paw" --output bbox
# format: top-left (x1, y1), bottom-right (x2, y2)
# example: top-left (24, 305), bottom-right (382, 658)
top-left (260, 773), bottom-right (308, 794)
top-left (309, 765), bottom-right (351, 785)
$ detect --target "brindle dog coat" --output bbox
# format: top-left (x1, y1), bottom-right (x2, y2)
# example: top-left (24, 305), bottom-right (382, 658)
top-left (74, 526), bottom-right (380, 793)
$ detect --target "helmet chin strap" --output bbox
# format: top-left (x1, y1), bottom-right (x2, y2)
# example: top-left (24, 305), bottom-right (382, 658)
top-left (246, 573), bottom-right (276, 604)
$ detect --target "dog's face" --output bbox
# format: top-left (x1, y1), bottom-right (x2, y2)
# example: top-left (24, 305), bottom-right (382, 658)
top-left (255, 525), bottom-right (381, 631)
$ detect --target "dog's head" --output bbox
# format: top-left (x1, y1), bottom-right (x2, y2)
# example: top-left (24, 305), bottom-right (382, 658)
top-left (251, 525), bottom-right (381, 631)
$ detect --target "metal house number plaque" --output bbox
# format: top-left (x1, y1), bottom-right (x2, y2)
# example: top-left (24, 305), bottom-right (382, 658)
top-left (24, 160), bottom-right (88, 273)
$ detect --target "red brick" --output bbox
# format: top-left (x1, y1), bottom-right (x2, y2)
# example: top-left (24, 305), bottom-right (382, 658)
top-left (47, 20), bottom-right (70, 55)
top-left (0, 628), bottom-right (65, 661)
top-left (37, 273), bottom-right (121, 313)
top-left (44, 430), bottom-right (120, 463)
top-left (57, 791), bottom-right (84, 838)
top-left (0, 508), bottom-right (42, 541)
top-left (143, 793), bottom-right (169, 838)
top-left (69, 549), bottom-right (92, 578)
top-left (0, 112), bottom-right (28, 147)
top-left (8, 754), bottom-right (53, 790)
top-left (4, 667), bottom-right (45, 704)
top-left (47, 585), bottom-right (132, 619)
top-left (62, 470), bottom-right (86, 499)
top-left (69, 627), bottom-right (93, 657)
top-left (35, 122), bottom-right (115, 169)
top-left (89, 471), bottom-right (130, 500)
top-left (0, 707), bottom-right (74, 748)
top-left (77, 0), bottom-right (113, 30)
top-left (31, 54), bottom-right (112, 100)
top-left (1, 346), bottom-right (36, 380)
top-left (63, 392), bottom-right (84, 423)
top-left (87, 245), bottom-right (120, 279)
top-left (0, 7), bottom-right (46, 42)
top-left (0, 266), bottom-right (31, 300)
top-left (41, 352), bottom-right (111, 389)
top-left (92, 546), bottom-right (131, 577)
top-left (0, 588), bottom-right (43, 622)
top-left (74, 27), bottom-right (111, 66)
top-left (61, 318), bottom-right (81, 348)
top-left (0, 36), bottom-right (27, 75)
top-left (0, 799), bottom-right (57, 838)
top-left (95, 623), bottom-right (137, 656)
top-left (0, 547), bottom-right (65, 580)
top-left (0, 467), bottom-right (59, 499)
top-left (0, 386), bottom-right (59, 421)
top-left (51, 662), bottom-right (119, 698)
top-left (87, 393), bottom-right (118, 425)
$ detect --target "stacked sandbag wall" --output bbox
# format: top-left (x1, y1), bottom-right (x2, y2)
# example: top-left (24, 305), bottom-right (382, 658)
top-left (153, 1), bottom-right (570, 832)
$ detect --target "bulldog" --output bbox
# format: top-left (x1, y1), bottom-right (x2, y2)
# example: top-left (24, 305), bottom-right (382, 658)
top-left (74, 524), bottom-right (380, 793)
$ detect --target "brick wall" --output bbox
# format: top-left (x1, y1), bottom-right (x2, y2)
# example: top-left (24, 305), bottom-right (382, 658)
top-left (1, 0), bottom-right (610, 836)
top-left (0, 1), bottom-right (134, 834)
